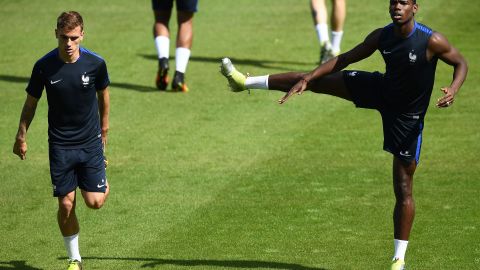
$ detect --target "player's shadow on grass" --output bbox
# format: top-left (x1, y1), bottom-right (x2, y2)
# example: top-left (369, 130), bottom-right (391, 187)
top-left (0, 260), bottom-right (43, 270)
top-left (0, 75), bottom-right (158, 93)
top-left (73, 256), bottom-right (327, 270)
top-left (0, 75), bottom-right (29, 84)
top-left (109, 82), bottom-right (158, 92)
top-left (139, 54), bottom-right (315, 71)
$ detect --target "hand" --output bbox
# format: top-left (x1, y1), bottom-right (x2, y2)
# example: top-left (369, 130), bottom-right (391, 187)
top-left (104, 156), bottom-right (109, 168)
top-left (13, 139), bottom-right (27, 160)
top-left (436, 86), bottom-right (455, 108)
top-left (278, 78), bottom-right (308, 104)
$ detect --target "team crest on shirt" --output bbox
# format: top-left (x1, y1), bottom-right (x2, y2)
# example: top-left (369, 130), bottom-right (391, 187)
top-left (81, 72), bottom-right (90, 86)
top-left (409, 50), bottom-right (417, 64)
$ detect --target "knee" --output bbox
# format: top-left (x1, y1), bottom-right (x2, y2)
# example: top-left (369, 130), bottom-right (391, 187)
top-left (394, 177), bottom-right (414, 199)
top-left (395, 182), bottom-right (413, 202)
top-left (82, 187), bottom-right (109, 209)
top-left (397, 194), bottom-right (414, 207)
top-left (85, 198), bottom-right (105, 209)
top-left (58, 198), bottom-right (75, 216)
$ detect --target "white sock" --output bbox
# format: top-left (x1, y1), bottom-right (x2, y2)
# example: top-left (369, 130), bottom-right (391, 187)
top-left (175, 47), bottom-right (191, 73)
top-left (393, 239), bottom-right (409, 261)
top-left (315, 23), bottom-right (330, 44)
top-left (63, 233), bottom-right (81, 261)
top-left (331, 31), bottom-right (344, 54)
top-left (155, 36), bottom-right (170, 59)
top-left (245, 75), bottom-right (269, 90)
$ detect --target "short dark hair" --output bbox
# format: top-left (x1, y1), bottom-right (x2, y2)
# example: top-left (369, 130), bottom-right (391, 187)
top-left (57, 11), bottom-right (83, 31)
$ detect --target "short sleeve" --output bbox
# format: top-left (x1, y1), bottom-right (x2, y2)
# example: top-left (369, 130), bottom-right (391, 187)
top-left (26, 62), bottom-right (45, 99)
top-left (95, 60), bottom-right (110, 90)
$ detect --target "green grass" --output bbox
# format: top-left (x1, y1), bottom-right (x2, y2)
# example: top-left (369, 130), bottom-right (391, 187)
top-left (1, 0), bottom-right (479, 269)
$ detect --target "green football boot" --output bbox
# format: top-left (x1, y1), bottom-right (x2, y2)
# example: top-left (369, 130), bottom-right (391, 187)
top-left (390, 259), bottom-right (405, 270)
top-left (67, 259), bottom-right (82, 270)
top-left (220, 58), bottom-right (247, 92)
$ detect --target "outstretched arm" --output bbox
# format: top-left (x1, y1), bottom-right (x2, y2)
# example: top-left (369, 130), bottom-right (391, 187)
top-left (97, 87), bottom-right (110, 151)
top-left (279, 28), bottom-right (382, 104)
top-left (13, 94), bottom-right (39, 160)
top-left (428, 32), bottom-right (468, 108)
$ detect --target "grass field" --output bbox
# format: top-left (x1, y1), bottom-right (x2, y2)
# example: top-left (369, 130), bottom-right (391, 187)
top-left (1, 0), bottom-right (479, 269)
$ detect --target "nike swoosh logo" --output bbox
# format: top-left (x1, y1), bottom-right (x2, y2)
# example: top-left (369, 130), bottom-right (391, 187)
top-left (50, 79), bottom-right (62, 84)
top-left (97, 184), bottom-right (105, 188)
top-left (399, 151), bottom-right (411, 157)
top-left (382, 50), bottom-right (392, 54)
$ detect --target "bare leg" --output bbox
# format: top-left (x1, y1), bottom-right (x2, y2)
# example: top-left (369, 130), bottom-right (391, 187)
top-left (153, 10), bottom-right (172, 89)
top-left (268, 71), bottom-right (352, 101)
top-left (176, 11), bottom-right (194, 49)
top-left (311, 0), bottom-right (328, 25)
top-left (58, 191), bottom-right (79, 236)
top-left (81, 181), bottom-right (109, 210)
top-left (331, 0), bottom-right (346, 32)
top-left (392, 156), bottom-right (416, 240)
top-left (153, 10), bottom-right (171, 38)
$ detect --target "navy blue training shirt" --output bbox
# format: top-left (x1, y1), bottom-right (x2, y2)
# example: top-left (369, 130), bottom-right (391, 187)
top-left (26, 47), bottom-right (110, 148)
top-left (378, 21), bottom-right (438, 115)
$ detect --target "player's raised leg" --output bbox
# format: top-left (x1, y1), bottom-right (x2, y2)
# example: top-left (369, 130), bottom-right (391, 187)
top-left (270, 71), bottom-right (351, 100)
top-left (81, 185), bottom-right (109, 209)
top-left (220, 58), bottom-right (352, 101)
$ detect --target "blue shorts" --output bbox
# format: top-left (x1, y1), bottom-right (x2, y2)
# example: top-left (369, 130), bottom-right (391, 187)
top-left (49, 143), bottom-right (107, 197)
top-left (152, 0), bottom-right (198, 12)
top-left (343, 70), bottom-right (424, 164)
